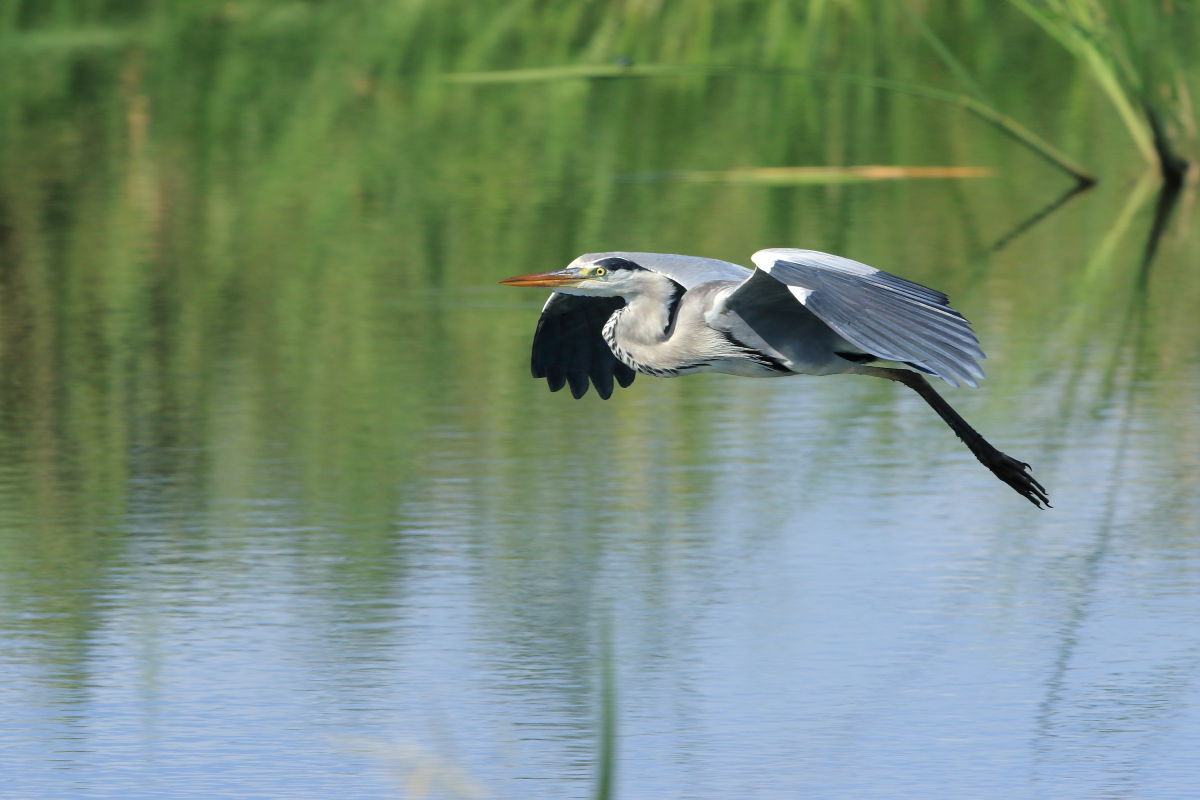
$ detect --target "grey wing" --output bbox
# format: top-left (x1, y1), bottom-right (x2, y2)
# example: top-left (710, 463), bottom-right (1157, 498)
top-left (531, 293), bottom-right (636, 399)
top-left (748, 249), bottom-right (986, 387)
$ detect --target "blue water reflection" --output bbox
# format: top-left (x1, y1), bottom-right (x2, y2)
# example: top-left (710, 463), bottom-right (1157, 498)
top-left (5, 342), bottom-right (1198, 797)
top-left (3, 47), bottom-right (1199, 797)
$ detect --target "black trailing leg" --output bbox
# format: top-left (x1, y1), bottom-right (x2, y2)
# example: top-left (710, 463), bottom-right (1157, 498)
top-left (863, 367), bottom-right (1050, 508)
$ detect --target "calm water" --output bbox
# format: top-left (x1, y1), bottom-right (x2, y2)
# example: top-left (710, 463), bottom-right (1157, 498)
top-left (3, 9), bottom-right (1200, 798)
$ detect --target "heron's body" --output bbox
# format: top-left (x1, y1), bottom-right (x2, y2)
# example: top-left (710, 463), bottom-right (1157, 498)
top-left (501, 249), bottom-right (1048, 507)
top-left (603, 276), bottom-right (868, 380)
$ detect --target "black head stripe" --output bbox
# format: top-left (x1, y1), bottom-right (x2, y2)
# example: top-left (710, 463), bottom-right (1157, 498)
top-left (594, 256), bottom-right (644, 271)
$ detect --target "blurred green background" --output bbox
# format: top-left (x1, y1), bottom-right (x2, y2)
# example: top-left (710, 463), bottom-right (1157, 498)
top-left (2, 0), bottom-right (1195, 520)
top-left (1, 2), bottom-right (1198, 797)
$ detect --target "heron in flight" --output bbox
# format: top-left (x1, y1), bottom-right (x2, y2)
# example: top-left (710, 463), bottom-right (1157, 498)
top-left (500, 249), bottom-right (1049, 508)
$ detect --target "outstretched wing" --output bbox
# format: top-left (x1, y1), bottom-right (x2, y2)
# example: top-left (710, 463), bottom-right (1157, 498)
top-left (748, 249), bottom-right (986, 387)
top-left (531, 293), bottom-right (636, 399)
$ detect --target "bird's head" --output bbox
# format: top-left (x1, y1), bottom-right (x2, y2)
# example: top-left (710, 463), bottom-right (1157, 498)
top-left (499, 255), bottom-right (653, 298)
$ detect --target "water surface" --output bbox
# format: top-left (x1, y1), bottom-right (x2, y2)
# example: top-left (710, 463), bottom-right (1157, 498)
top-left (2, 8), bottom-right (1199, 798)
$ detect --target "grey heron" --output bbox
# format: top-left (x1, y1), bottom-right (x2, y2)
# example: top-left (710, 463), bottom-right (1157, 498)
top-left (500, 249), bottom-right (1049, 508)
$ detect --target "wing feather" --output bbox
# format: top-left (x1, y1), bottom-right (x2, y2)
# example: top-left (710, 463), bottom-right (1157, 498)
top-left (751, 248), bottom-right (986, 387)
top-left (530, 293), bottom-right (634, 399)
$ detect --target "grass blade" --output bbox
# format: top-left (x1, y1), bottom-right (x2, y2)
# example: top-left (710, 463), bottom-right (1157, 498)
top-left (444, 64), bottom-right (1094, 184)
top-left (594, 625), bottom-right (616, 800)
top-left (1006, 0), bottom-right (1157, 165)
top-left (634, 165), bottom-right (995, 184)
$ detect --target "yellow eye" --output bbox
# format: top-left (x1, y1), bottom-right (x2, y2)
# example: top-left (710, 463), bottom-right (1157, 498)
top-left (593, 267), bottom-right (607, 277)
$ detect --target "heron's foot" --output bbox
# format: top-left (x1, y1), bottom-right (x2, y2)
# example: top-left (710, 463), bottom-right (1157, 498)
top-left (981, 450), bottom-right (1050, 509)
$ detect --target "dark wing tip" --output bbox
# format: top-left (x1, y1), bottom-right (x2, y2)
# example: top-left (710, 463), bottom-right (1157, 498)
top-left (528, 294), bottom-right (631, 400)
top-left (566, 371), bottom-right (590, 399)
top-left (614, 363), bottom-right (636, 388)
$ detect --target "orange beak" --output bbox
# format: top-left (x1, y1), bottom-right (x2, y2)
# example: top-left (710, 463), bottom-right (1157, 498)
top-left (498, 269), bottom-right (585, 288)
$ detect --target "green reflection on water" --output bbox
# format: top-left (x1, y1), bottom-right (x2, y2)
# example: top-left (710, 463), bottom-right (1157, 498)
top-left (1, 1), bottom-right (1198, 715)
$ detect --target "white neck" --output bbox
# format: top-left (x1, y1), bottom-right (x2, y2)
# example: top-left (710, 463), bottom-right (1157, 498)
top-left (602, 275), bottom-right (722, 377)
top-left (617, 276), bottom-right (684, 346)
